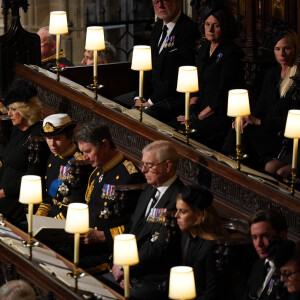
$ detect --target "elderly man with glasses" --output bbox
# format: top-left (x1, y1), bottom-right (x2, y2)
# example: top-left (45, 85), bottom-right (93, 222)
top-left (100, 140), bottom-right (184, 299)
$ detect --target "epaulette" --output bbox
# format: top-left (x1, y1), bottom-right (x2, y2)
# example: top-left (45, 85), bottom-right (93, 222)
top-left (123, 160), bottom-right (138, 174)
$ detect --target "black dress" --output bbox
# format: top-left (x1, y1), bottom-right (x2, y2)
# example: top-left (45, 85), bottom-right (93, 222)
top-left (184, 39), bottom-right (244, 150)
top-left (223, 66), bottom-right (300, 169)
top-left (0, 122), bottom-right (45, 226)
top-left (182, 234), bottom-right (224, 300)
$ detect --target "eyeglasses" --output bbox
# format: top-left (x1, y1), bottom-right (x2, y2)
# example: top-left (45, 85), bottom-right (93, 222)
top-left (141, 160), bottom-right (166, 171)
top-left (152, 0), bottom-right (171, 7)
top-left (280, 270), bottom-right (300, 281)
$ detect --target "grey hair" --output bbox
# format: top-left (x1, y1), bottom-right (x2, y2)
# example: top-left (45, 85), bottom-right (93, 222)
top-left (38, 26), bottom-right (56, 43)
top-left (142, 140), bottom-right (179, 168)
top-left (0, 280), bottom-right (36, 300)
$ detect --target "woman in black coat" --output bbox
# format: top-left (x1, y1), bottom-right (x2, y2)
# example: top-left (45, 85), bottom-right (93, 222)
top-left (0, 79), bottom-right (45, 226)
top-left (224, 29), bottom-right (300, 171)
top-left (176, 3), bottom-right (244, 151)
top-left (175, 185), bottom-right (230, 300)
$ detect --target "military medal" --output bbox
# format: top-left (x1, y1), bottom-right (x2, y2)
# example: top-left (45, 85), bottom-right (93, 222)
top-left (99, 170), bottom-right (104, 182)
top-left (58, 182), bottom-right (69, 196)
top-left (267, 279), bottom-right (274, 295)
top-left (164, 36), bottom-right (169, 48)
top-left (101, 184), bottom-right (115, 200)
top-left (58, 165), bottom-right (70, 181)
top-left (146, 208), bottom-right (167, 223)
top-left (151, 231), bottom-right (159, 242)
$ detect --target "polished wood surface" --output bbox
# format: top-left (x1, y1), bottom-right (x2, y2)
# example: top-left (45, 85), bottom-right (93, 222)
top-left (0, 220), bottom-right (124, 300)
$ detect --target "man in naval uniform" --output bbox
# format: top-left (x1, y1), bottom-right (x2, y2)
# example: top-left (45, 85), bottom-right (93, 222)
top-left (36, 113), bottom-right (88, 219)
top-left (75, 122), bottom-right (145, 272)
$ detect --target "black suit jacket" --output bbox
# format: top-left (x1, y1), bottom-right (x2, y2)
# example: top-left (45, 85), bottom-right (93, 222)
top-left (182, 234), bottom-right (221, 300)
top-left (244, 258), bottom-right (288, 300)
top-left (129, 177), bottom-right (184, 280)
top-left (143, 13), bottom-right (198, 108)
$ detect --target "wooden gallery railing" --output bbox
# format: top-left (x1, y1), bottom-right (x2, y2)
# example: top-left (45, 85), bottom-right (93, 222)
top-left (15, 63), bottom-right (300, 241)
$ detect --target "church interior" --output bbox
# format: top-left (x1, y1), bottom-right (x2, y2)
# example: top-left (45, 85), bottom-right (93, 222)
top-left (0, 0), bottom-right (300, 299)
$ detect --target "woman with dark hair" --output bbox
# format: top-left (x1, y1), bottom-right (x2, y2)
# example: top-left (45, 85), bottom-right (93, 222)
top-left (175, 185), bottom-right (229, 300)
top-left (0, 79), bottom-right (45, 226)
top-left (176, 0), bottom-right (244, 151)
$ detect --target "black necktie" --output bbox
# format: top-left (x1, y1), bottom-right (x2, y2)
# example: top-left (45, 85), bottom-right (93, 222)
top-left (157, 25), bottom-right (168, 54)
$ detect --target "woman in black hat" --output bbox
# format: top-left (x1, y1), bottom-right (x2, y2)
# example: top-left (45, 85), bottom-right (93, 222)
top-left (0, 79), bottom-right (44, 226)
top-left (175, 185), bottom-right (229, 300)
top-left (36, 113), bottom-right (90, 220)
top-left (176, 0), bottom-right (244, 151)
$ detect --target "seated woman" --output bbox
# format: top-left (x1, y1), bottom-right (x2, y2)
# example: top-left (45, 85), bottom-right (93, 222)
top-left (0, 79), bottom-right (45, 227)
top-left (223, 28), bottom-right (300, 171)
top-left (175, 2), bottom-right (244, 151)
top-left (36, 113), bottom-right (90, 219)
top-left (175, 185), bottom-right (231, 300)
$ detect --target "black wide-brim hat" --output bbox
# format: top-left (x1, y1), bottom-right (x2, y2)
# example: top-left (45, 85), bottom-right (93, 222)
top-left (4, 79), bottom-right (37, 106)
top-left (42, 113), bottom-right (77, 136)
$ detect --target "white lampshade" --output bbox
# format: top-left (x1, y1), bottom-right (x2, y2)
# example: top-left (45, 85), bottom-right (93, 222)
top-left (113, 234), bottom-right (139, 266)
top-left (65, 203), bottom-right (89, 234)
top-left (131, 46), bottom-right (152, 71)
top-left (176, 66), bottom-right (199, 93)
top-left (85, 26), bottom-right (105, 51)
top-left (169, 266), bottom-right (196, 300)
top-left (227, 89), bottom-right (250, 117)
top-left (284, 110), bottom-right (300, 138)
top-left (19, 175), bottom-right (42, 204)
top-left (49, 11), bottom-right (68, 35)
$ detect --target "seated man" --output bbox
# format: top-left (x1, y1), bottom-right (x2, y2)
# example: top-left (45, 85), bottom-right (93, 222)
top-left (81, 41), bottom-right (116, 65)
top-left (75, 122), bottom-right (145, 270)
top-left (114, 0), bottom-right (199, 123)
top-left (103, 140), bottom-right (184, 299)
top-left (36, 114), bottom-right (88, 219)
top-left (37, 26), bottom-right (74, 70)
top-left (244, 210), bottom-right (289, 300)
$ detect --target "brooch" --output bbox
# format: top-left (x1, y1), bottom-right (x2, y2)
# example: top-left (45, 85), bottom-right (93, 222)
top-left (216, 53), bottom-right (223, 63)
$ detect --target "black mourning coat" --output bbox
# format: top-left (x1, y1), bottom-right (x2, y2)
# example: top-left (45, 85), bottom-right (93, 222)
top-left (143, 13), bottom-right (199, 122)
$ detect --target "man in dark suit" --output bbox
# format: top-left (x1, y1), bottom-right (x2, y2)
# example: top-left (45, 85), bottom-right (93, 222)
top-left (108, 140), bottom-right (184, 299)
top-left (244, 210), bottom-right (289, 300)
top-left (115, 0), bottom-right (199, 123)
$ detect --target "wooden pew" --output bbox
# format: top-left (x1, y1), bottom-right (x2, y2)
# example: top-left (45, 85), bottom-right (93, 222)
top-left (14, 63), bottom-right (300, 241)
top-left (62, 63), bottom-right (138, 99)
top-left (0, 219), bottom-right (124, 300)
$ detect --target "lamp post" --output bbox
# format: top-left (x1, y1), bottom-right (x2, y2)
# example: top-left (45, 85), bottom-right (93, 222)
top-left (113, 234), bottom-right (139, 299)
top-left (131, 45), bottom-right (152, 122)
top-left (65, 203), bottom-right (89, 291)
top-left (284, 109), bottom-right (300, 195)
top-left (85, 26), bottom-right (106, 101)
top-left (19, 175), bottom-right (42, 261)
top-left (227, 89), bottom-right (251, 170)
top-left (49, 11), bottom-right (68, 82)
top-left (176, 66), bottom-right (199, 145)
top-left (169, 266), bottom-right (196, 300)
